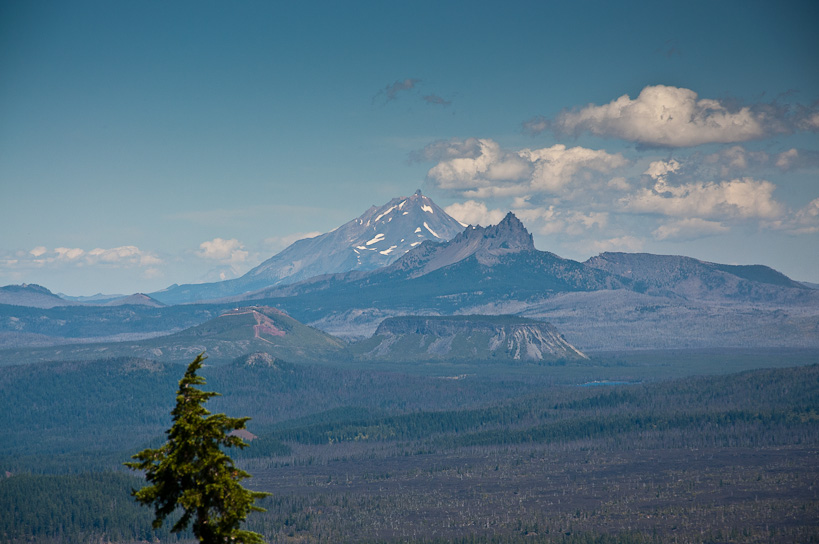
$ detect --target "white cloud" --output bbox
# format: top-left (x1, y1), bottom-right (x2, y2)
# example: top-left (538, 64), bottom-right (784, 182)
top-left (629, 159), bottom-right (784, 220)
top-left (547, 85), bottom-right (770, 147)
top-left (444, 201), bottom-right (506, 226)
top-left (798, 108), bottom-right (819, 130)
top-left (702, 145), bottom-right (771, 178)
top-left (54, 247), bottom-right (85, 261)
top-left (87, 246), bottom-right (162, 266)
top-left (513, 206), bottom-right (607, 237)
top-left (653, 218), bottom-right (730, 241)
top-left (521, 145), bottom-right (628, 193)
top-left (197, 238), bottom-right (249, 264)
top-left (424, 138), bottom-right (626, 197)
top-left (5, 245), bottom-right (161, 269)
top-left (776, 148), bottom-right (799, 169)
top-left (644, 158), bottom-right (681, 180)
top-left (625, 177), bottom-right (783, 220)
top-left (776, 197), bottom-right (819, 235)
top-left (607, 177), bottom-right (631, 191)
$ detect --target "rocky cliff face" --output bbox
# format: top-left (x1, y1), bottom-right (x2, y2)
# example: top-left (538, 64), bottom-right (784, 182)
top-left (353, 315), bottom-right (587, 362)
top-left (388, 212), bottom-right (535, 277)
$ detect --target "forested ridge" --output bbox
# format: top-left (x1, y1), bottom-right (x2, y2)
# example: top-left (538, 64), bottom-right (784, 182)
top-left (1, 353), bottom-right (817, 543)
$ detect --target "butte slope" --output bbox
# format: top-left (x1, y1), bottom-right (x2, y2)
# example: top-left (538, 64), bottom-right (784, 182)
top-left (353, 315), bottom-right (588, 363)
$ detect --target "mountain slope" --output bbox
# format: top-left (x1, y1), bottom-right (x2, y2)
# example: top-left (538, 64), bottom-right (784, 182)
top-left (0, 284), bottom-right (76, 308)
top-left (0, 305), bottom-right (348, 366)
top-left (585, 252), bottom-right (811, 303)
top-left (103, 293), bottom-right (166, 307)
top-left (152, 191), bottom-right (466, 304)
top-left (352, 315), bottom-right (587, 362)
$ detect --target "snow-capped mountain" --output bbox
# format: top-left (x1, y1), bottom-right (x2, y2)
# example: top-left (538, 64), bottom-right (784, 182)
top-left (151, 190), bottom-right (466, 304)
top-left (245, 189), bottom-right (466, 283)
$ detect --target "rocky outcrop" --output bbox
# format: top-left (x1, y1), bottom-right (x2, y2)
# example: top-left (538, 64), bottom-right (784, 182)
top-left (354, 315), bottom-right (587, 363)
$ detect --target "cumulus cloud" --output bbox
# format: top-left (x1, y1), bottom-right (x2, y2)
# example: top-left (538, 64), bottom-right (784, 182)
top-left (703, 145), bottom-right (770, 177)
top-left (373, 78), bottom-right (421, 104)
top-left (522, 116), bottom-right (549, 135)
top-left (14, 245), bottom-right (161, 268)
top-left (534, 85), bottom-right (818, 147)
top-left (411, 138), bottom-right (484, 163)
top-left (513, 206), bottom-right (608, 237)
top-left (55, 247), bottom-right (85, 261)
top-left (795, 198), bottom-right (819, 232)
top-left (444, 200), bottom-right (506, 226)
top-left (776, 148), bottom-right (799, 169)
top-left (653, 218), bottom-right (730, 241)
top-left (423, 138), bottom-right (627, 197)
top-left (87, 246), bottom-right (162, 266)
top-left (773, 197), bottom-right (819, 235)
top-left (197, 238), bottom-right (248, 264)
top-left (625, 167), bottom-right (784, 220)
top-left (698, 146), bottom-right (819, 176)
top-left (774, 148), bottom-right (819, 171)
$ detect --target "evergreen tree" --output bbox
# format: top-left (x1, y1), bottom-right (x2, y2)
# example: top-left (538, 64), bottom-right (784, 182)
top-left (125, 353), bottom-right (269, 543)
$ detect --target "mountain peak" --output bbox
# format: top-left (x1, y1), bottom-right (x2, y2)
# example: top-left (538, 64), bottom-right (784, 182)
top-left (492, 212), bottom-right (534, 249)
top-left (455, 211), bottom-right (534, 252)
top-left (389, 211), bottom-right (535, 277)
top-left (151, 192), bottom-right (467, 304)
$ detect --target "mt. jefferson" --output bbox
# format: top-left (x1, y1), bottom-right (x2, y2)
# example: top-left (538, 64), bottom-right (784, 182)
top-left (152, 191), bottom-right (465, 304)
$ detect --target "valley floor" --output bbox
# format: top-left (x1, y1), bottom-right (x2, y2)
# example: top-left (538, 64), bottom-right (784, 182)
top-left (244, 444), bottom-right (818, 543)
top-left (1, 352), bottom-right (818, 543)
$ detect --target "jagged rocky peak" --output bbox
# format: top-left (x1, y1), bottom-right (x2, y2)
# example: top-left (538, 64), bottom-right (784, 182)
top-left (387, 211), bottom-right (537, 277)
top-left (449, 211), bottom-right (535, 252)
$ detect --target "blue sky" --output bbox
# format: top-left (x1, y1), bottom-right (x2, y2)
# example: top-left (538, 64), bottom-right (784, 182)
top-left (2, 0), bottom-right (818, 295)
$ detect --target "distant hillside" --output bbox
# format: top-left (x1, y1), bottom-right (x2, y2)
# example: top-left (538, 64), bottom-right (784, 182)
top-left (0, 306), bottom-right (349, 366)
top-left (352, 315), bottom-right (587, 363)
top-left (102, 293), bottom-right (166, 307)
top-left (585, 252), bottom-right (810, 303)
top-left (0, 284), bottom-right (75, 308)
